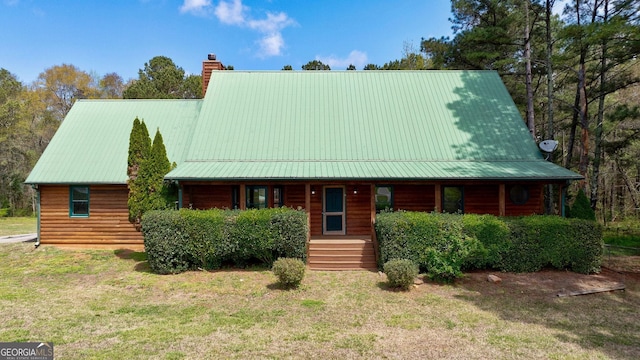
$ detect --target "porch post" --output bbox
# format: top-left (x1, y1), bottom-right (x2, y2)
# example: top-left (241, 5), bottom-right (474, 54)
top-left (559, 183), bottom-right (566, 217)
top-left (370, 184), bottom-right (376, 226)
top-left (305, 183), bottom-right (312, 260)
top-left (434, 184), bottom-right (442, 212)
top-left (239, 184), bottom-right (246, 210)
top-left (499, 184), bottom-right (506, 216)
top-left (370, 183), bottom-right (379, 262)
top-left (305, 183), bottom-right (311, 232)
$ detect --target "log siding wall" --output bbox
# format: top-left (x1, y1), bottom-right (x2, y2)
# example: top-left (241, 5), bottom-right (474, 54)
top-left (39, 185), bottom-right (142, 249)
top-left (36, 181), bottom-right (550, 248)
top-left (393, 184), bottom-right (436, 212)
top-left (505, 183), bottom-right (544, 216)
top-left (464, 185), bottom-right (500, 216)
top-left (183, 185), bottom-right (234, 209)
top-left (345, 186), bottom-right (372, 236)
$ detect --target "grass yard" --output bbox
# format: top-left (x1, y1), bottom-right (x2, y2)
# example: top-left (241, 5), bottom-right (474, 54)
top-left (604, 221), bottom-right (640, 257)
top-left (0, 243), bottom-right (638, 359)
top-left (0, 217), bottom-right (36, 236)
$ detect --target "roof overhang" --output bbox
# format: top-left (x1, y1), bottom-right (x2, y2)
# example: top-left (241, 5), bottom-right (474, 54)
top-left (165, 160), bottom-right (583, 182)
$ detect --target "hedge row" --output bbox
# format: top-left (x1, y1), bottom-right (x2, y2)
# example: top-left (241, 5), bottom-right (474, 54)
top-left (141, 207), bottom-right (308, 274)
top-left (375, 212), bottom-right (603, 281)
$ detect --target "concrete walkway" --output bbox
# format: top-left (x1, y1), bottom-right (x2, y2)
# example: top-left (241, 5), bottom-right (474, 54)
top-left (0, 233), bottom-right (37, 244)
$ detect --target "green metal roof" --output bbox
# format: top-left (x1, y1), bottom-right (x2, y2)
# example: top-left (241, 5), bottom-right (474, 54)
top-left (166, 160), bottom-right (581, 181)
top-left (25, 99), bottom-right (202, 184)
top-left (167, 71), bottom-right (581, 181)
top-left (26, 71), bottom-right (582, 184)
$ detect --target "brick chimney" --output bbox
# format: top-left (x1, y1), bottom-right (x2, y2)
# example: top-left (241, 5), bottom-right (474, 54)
top-left (202, 53), bottom-right (224, 96)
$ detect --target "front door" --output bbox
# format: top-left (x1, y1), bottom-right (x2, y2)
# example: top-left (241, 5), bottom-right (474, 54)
top-left (323, 186), bottom-right (345, 235)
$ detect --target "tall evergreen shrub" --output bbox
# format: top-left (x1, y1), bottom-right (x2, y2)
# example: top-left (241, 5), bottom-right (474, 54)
top-left (127, 117), bottom-right (150, 179)
top-left (569, 188), bottom-right (596, 221)
top-left (127, 120), bottom-right (174, 225)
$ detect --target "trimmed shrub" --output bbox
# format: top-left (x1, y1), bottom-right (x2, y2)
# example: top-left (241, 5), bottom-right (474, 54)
top-left (142, 210), bottom-right (191, 274)
top-left (461, 214), bottom-right (510, 269)
top-left (569, 189), bottom-right (596, 221)
top-left (499, 217), bottom-right (545, 272)
top-left (501, 216), bottom-right (603, 273)
top-left (418, 213), bottom-right (472, 282)
top-left (272, 257), bottom-right (306, 288)
top-left (376, 211), bottom-right (476, 282)
top-left (566, 219), bottom-right (604, 273)
top-left (271, 208), bottom-right (308, 261)
top-left (141, 207), bottom-right (308, 274)
top-left (376, 211), bottom-right (603, 278)
top-left (180, 208), bottom-right (225, 269)
top-left (383, 259), bottom-right (419, 290)
top-left (226, 209), bottom-right (276, 265)
top-left (375, 210), bottom-right (418, 265)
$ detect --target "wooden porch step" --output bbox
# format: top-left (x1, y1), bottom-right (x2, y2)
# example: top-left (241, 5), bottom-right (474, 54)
top-left (308, 237), bottom-right (377, 271)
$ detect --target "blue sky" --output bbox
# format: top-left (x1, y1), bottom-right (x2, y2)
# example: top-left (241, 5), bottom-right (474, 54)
top-left (0, 0), bottom-right (455, 84)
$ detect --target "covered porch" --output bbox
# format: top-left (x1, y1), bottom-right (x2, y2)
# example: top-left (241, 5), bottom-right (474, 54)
top-left (176, 180), bottom-right (566, 270)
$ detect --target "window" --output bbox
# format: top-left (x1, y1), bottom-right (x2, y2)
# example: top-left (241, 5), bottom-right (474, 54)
top-left (509, 185), bottom-right (530, 205)
top-left (246, 186), bottom-right (268, 209)
top-left (273, 186), bottom-right (284, 208)
top-left (375, 185), bottom-right (393, 212)
top-left (442, 186), bottom-right (463, 214)
top-left (70, 186), bottom-right (89, 217)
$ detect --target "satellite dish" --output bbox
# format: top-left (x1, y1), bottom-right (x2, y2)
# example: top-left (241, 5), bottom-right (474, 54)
top-left (539, 139), bottom-right (558, 153)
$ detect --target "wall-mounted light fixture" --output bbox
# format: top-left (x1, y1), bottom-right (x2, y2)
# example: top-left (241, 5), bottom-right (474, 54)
top-left (311, 187), bottom-right (316, 195)
top-left (353, 187), bottom-right (358, 195)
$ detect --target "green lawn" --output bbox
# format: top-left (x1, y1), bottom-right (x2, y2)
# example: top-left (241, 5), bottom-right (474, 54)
top-left (604, 221), bottom-right (640, 256)
top-left (0, 217), bottom-right (36, 237)
top-left (0, 242), bottom-right (638, 359)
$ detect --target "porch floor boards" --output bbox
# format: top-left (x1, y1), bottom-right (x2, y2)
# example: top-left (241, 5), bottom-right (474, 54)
top-left (308, 236), bottom-right (377, 271)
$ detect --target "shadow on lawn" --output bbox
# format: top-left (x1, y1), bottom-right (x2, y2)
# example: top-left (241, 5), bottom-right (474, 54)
top-left (114, 249), bottom-right (150, 272)
top-left (454, 269), bottom-right (640, 359)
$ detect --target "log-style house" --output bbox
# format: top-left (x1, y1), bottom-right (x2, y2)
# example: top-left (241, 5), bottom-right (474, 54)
top-left (25, 55), bottom-right (581, 269)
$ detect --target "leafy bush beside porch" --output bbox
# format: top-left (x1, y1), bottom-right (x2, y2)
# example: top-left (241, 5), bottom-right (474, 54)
top-left (142, 207), bottom-right (308, 274)
top-left (375, 212), bottom-right (603, 281)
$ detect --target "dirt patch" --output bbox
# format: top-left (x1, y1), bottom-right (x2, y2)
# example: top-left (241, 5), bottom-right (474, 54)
top-left (603, 255), bottom-right (640, 274)
top-left (458, 267), bottom-right (634, 299)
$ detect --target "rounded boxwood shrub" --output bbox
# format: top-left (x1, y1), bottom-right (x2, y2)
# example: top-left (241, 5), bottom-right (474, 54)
top-left (272, 257), bottom-right (306, 288)
top-left (383, 259), bottom-right (419, 290)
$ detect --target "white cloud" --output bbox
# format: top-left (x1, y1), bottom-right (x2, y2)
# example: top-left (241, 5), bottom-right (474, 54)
top-left (180, 0), bottom-right (295, 58)
top-left (247, 11), bottom-right (293, 33)
top-left (179, 0), bottom-right (212, 15)
top-left (214, 0), bottom-right (246, 25)
top-left (256, 32), bottom-right (285, 57)
top-left (248, 12), bottom-right (296, 57)
top-left (317, 50), bottom-right (369, 70)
